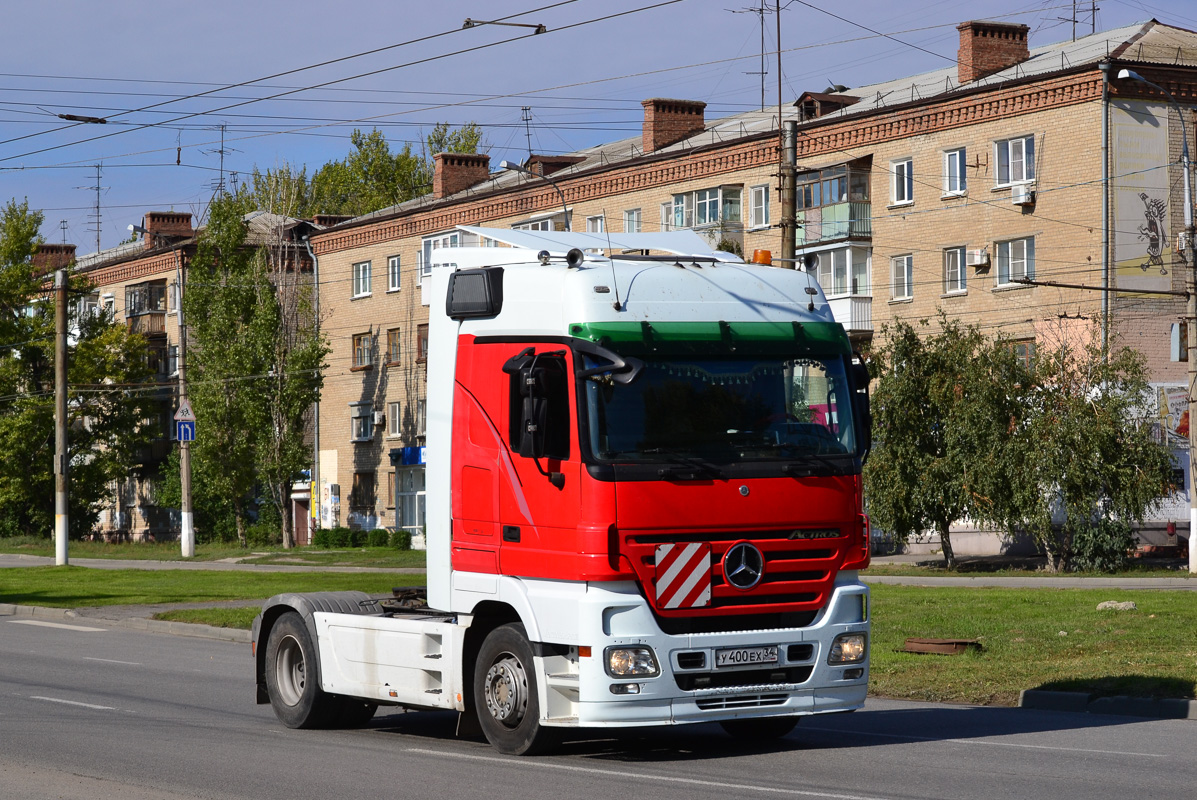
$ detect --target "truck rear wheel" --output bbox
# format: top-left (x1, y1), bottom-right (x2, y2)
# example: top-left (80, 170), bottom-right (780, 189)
top-left (719, 716), bottom-right (800, 740)
top-left (473, 623), bottom-right (558, 755)
top-left (264, 612), bottom-right (336, 729)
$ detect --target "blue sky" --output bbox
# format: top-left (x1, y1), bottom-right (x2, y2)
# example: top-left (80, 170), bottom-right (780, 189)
top-left (1, 0), bottom-right (1194, 252)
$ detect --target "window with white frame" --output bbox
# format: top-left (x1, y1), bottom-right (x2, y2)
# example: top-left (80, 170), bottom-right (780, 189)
top-left (995, 135), bottom-right (1035, 186)
top-left (671, 186), bottom-right (742, 229)
top-left (816, 249), bottom-right (850, 296)
top-left (350, 403), bottom-right (373, 442)
top-left (891, 254), bottom-right (913, 300)
top-left (387, 255), bottom-right (401, 292)
top-left (851, 249), bottom-right (870, 295)
top-left (421, 232), bottom-right (459, 283)
top-left (623, 208), bottom-right (642, 233)
top-left (891, 158), bottom-right (914, 204)
top-left (394, 466), bottom-right (426, 533)
top-left (943, 246), bottom-right (966, 293)
top-left (660, 201), bottom-right (673, 231)
top-left (416, 399), bottom-right (427, 436)
top-left (944, 148), bottom-right (967, 195)
top-left (513, 218), bottom-right (554, 231)
top-left (586, 215), bottom-right (605, 233)
top-left (749, 184), bottom-right (770, 228)
top-left (352, 260), bottom-right (371, 298)
top-left (996, 237), bottom-right (1035, 285)
top-left (387, 400), bottom-right (401, 437)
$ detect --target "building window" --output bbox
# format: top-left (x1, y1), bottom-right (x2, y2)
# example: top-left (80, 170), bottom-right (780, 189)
top-left (388, 401), bottom-right (401, 437)
top-left (996, 237), bottom-right (1035, 286)
top-left (350, 403), bottom-right (373, 442)
top-left (816, 249), bottom-right (851, 297)
top-left (101, 294), bottom-right (115, 315)
top-left (513, 218), bottom-right (554, 231)
top-left (944, 246), bottom-right (966, 293)
top-left (891, 254), bottom-right (913, 300)
top-left (996, 135), bottom-right (1035, 186)
top-left (416, 399), bottom-right (427, 436)
top-left (394, 466), bottom-right (426, 533)
top-left (749, 184), bottom-right (770, 228)
top-left (891, 158), bottom-right (914, 205)
top-left (417, 324), bottom-right (429, 363)
top-left (352, 332), bottom-right (373, 369)
top-left (671, 187), bottom-right (741, 229)
top-left (168, 344), bottom-right (179, 376)
top-left (386, 328), bottom-right (401, 365)
top-left (586, 215), bottom-right (605, 233)
top-left (167, 281), bottom-right (179, 313)
top-left (851, 249), bottom-right (870, 295)
top-left (350, 471), bottom-right (376, 511)
top-left (421, 232), bottom-right (459, 283)
top-left (386, 471), bottom-right (396, 507)
top-left (1009, 339), bottom-right (1035, 370)
top-left (387, 255), bottom-right (401, 292)
top-left (659, 201), bottom-right (673, 231)
top-left (352, 261), bottom-right (371, 298)
top-left (944, 148), bottom-right (967, 195)
top-left (623, 208), bottom-right (642, 233)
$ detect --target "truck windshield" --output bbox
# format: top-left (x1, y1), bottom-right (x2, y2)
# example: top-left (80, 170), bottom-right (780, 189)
top-left (582, 352), bottom-right (856, 464)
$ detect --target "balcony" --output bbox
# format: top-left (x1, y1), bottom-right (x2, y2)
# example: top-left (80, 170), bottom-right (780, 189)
top-left (826, 295), bottom-right (873, 337)
top-left (127, 311), bottom-right (167, 337)
top-left (796, 202), bottom-right (871, 246)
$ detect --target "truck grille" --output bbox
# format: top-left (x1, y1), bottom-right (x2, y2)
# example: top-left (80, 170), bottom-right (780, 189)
top-left (675, 666), bottom-right (813, 691)
top-left (695, 693), bottom-right (789, 710)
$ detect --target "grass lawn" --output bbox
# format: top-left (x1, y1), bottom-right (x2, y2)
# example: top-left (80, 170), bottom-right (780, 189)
top-left (870, 584), bottom-right (1197, 706)
top-left (154, 607), bottom-right (261, 629)
top-left (864, 560), bottom-right (1193, 579)
top-left (0, 538), bottom-right (426, 569)
top-left (0, 567), bottom-right (422, 608)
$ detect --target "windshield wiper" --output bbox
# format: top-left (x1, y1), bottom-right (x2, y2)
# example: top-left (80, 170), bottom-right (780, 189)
top-left (638, 447), bottom-right (723, 480)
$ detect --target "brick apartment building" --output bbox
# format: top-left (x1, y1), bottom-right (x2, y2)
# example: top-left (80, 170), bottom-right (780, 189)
top-left (307, 18), bottom-right (1197, 552)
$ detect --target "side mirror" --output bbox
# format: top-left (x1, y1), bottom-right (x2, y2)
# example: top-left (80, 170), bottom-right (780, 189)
top-left (850, 353), bottom-right (872, 461)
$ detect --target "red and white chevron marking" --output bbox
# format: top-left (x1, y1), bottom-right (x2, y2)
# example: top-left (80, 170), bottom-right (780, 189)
top-left (655, 543), bottom-right (712, 609)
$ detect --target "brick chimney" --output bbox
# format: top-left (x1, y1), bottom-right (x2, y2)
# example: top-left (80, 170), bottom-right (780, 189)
top-left (956, 21), bottom-right (1030, 84)
top-left (312, 214), bottom-right (353, 228)
top-left (143, 211), bottom-right (193, 249)
top-left (525, 154), bottom-right (586, 177)
top-left (433, 152), bottom-right (491, 200)
top-left (641, 98), bottom-right (706, 153)
top-left (31, 243), bottom-right (76, 273)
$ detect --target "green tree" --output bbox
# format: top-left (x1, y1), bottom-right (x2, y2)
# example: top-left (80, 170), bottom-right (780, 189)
top-left (988, 322), bottom-right (1174, 572)
top-left (863, 316), bottom-right (1023, 567)
top-left (0, 199), bottom-right (153, 537)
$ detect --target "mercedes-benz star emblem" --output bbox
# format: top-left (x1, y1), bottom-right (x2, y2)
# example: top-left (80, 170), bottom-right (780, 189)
top-left (723, 542), bottom-right (764, 590)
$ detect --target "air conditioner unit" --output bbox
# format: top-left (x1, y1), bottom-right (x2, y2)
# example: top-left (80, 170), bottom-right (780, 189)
top-left (373, 411), bottom-right (386, 427)
top-left (966, 248), bottom-right (990, 269)
top-left (1011, 184), bottom-right (1036, 206)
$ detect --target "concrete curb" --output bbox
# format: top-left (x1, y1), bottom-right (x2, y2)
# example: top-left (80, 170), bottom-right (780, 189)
top-left (1019, 689), bottom-right (1197, 720)
top-left (0, 603), bottom-right (251, 644)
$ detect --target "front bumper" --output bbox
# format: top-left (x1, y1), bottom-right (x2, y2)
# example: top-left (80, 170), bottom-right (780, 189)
top-left (532, 574), bottom-right (869, 727)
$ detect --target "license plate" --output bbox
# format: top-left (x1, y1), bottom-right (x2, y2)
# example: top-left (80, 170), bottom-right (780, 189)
top-left (715, 646), bottom-right (779, 667)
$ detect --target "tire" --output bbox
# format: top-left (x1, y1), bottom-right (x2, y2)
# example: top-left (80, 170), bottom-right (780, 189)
top-left (719, 715), bottom-right (800, 740)
top-left (473, 623), bottom-right (558, 756)
top-left (264, 612), bottom-right (337, 729)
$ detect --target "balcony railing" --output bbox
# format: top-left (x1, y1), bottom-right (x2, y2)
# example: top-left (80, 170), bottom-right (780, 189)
top-left (127, 311), bottom-right (166, 336)
top-left (796, 202), bottom-right (871, 246)
top-left (826, 295), bottom-right (872, 336)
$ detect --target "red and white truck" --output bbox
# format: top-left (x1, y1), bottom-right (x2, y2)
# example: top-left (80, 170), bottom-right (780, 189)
top-left (253, 226), bottom-right (872, 754)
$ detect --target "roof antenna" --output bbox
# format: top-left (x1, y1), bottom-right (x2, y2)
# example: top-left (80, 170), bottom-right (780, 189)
top-left (602, 209), bottom-right (623, 311)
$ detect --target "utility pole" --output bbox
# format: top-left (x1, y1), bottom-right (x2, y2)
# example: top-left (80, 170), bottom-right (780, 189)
top-left (176, 250), bottom-right (195, 557)
top-left (779, 120), bottom-right (797, 268)
top-left (54, 269), bottom-right (69, 565)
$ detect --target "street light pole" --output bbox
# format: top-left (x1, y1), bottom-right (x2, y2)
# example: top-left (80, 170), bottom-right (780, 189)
top-left (54, 268), bottom-right (69, 565)
top-left (1118, 68), bottom-right (1197, 573)
top-left (499, 160), bottom-right (571, 231)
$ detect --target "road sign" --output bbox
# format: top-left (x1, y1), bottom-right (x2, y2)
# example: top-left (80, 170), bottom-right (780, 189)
top-left (174, 399), bottom-right (195, 422)
top-left (177, 420), bottom-right (195, 442)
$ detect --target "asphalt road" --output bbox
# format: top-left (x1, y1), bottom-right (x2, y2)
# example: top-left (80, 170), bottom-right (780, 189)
top-left (2, 615), bottom-right (1194, 800)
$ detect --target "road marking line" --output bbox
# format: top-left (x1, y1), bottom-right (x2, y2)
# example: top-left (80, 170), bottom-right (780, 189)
top-left (404, 748), bottom-right (893, 799)
top-left (82, 656), bottom-right (142, 666)
top-left (9, 619), bottom-right (107, 632)
top-left (801, 725), bottom-right (1167, 758)
top-left (30, 696), bottom-right (115, 711)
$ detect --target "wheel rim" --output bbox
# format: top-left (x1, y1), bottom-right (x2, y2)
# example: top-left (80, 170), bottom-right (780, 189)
top-left (483, 652), bottom-right (529, 728)
top-left (274, 634), bottom-right (306, 707)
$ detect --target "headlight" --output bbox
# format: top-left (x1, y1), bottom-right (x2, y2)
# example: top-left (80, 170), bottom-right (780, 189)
top-left (827, 633), bottom-right (867, 664)
top-left (605, 646), bottom-right (660, 677)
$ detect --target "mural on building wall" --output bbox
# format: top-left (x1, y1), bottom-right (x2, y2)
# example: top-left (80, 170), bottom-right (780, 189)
top-left (1112, 100), bottom-right (1174, 293)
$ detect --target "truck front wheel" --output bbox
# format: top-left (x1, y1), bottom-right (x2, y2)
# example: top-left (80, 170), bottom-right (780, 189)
top-left (264, 612), bottom-right (337, 729)
top-left (473, 623), bottom-right (558, 755)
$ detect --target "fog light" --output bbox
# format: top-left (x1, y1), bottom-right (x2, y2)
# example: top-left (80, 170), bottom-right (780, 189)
top-left (842, 668), bottom-right (864, 680)
top-left (605, 646), bottom-right (660, 677)
top-left (828, 633), bottom-right (867, 664)
top-left (610, 683), bottom-right (641, 695)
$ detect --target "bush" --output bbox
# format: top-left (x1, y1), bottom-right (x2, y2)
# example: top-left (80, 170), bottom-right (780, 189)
top-left (349, 529), bottom-right (367, 548)
top-left (1070, 518), bottom-right (1136, 573)
top-left (311, 528), bottom-right (330, 548)
top-left (367, 528), bottom-right (389, 548)
top-left (389, 529), bottom-right (411, 551)
top-left (245, 521), bottom-right (280, 547)
top-left (328, 527), bottom-right (351, 548)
